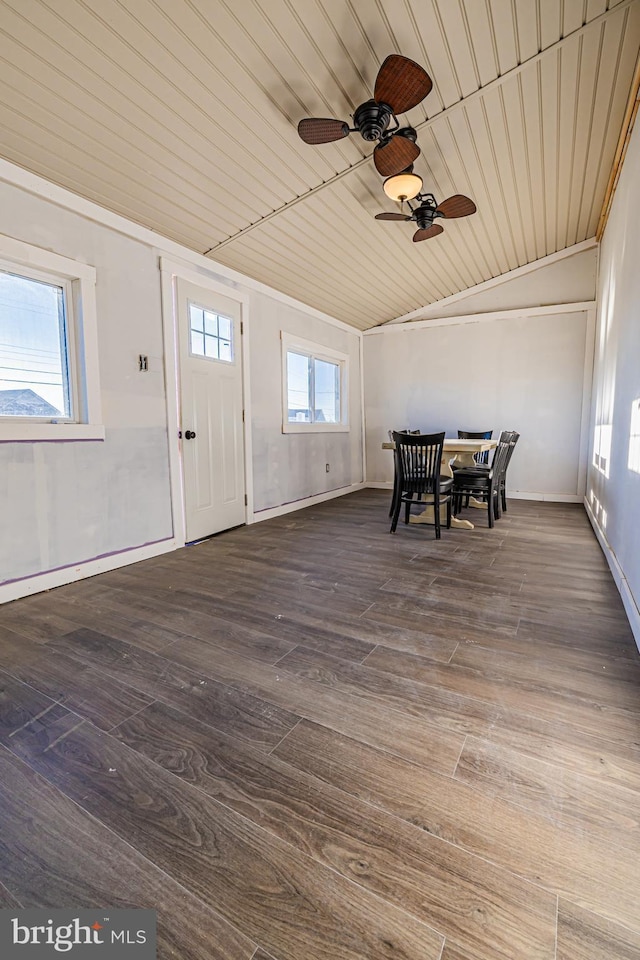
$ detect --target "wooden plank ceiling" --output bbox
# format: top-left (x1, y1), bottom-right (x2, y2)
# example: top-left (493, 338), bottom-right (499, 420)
top-left (0, 0), bottom-right (638, 329)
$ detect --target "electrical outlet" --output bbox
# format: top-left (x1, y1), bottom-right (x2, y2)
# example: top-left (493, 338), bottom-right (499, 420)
top-left (326, 463), bottom-right (330, 473)
top-left (138, 354), bottom-right (149, 372)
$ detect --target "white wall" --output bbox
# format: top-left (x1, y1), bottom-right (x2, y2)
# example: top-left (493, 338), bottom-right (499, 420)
top-left (247, 293), bottom-right (362, 513)
top-left (0, 168), bottom-right (363, 598)
top-left (586, 118), bottom-right (640, 647)
top-left (365, 305), bottom-right (594, 501)
top-left (0, 180), bottom-right (173, 587)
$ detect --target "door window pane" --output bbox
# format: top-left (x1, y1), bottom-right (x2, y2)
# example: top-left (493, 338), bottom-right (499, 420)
top-left (0, 271), bottom-right (71, 418)
top-left (218, 315), bottom-right (231, 341)
top-left (191, 330), bottom-right (204, 356)
top-left (204, 310), bottom-right (217, 336)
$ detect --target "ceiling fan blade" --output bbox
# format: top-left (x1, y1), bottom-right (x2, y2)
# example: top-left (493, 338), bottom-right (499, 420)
top-left (435, 194), bottom-right (477, 218)
top-left (374, 55), bottom-right (433, 114)
top-left (373, 136), bottom-right (420, 177)
top-left (413, 224), bottom-right (444, 242)
top-left (297, 118), bottom-right (350, 144)
top-left (375, 212), bottom-right (411, 221)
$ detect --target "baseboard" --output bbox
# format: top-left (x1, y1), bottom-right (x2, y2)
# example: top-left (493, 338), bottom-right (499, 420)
top-left (366, 483), bottom-right (582, 503)
top-left (584, 496), bottom-right (640, 653)
top-left (506, 491), bottom-right (583, 503)
top-left (252, 482), bottom-right (367, 523)
top-left (620, 579), bottom-right (640, 654)
top-left (0, 538), bottom-right (177, 605)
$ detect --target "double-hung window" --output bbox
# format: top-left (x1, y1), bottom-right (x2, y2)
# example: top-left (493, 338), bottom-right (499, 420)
top-left (0, 235), bottom-right (102, 441)
top-left (281, 333), bottom-right (348, 433)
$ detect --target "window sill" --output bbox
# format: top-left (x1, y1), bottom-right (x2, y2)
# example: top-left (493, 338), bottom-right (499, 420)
top-left (282, 422), bottom-right (350, 434)
top-left (0, 423), bottom-right (106, 443)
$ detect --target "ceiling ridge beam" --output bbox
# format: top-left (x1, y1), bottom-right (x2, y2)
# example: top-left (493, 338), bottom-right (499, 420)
top-left (204, 0), bottom-right (636, 256)
top-left (596, 44), bottom-right (640, 240)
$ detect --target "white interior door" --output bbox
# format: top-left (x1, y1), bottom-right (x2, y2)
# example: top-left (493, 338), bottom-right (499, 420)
top-left (177, 279), bottom-right (245, 542)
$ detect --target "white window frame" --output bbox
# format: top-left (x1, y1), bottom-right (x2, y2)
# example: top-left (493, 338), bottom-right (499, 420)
top-left (281, 331), bottom-right (349, 433)
top-left (0, 234), bottom-right (103, 442)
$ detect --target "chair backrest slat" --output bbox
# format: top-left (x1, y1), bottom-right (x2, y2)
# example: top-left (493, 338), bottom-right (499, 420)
top-left (490, 434), bottom-right (513, 480)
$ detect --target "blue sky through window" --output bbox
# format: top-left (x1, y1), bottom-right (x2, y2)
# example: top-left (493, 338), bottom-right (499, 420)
top-left (0, 272), bottom-right (68, 417)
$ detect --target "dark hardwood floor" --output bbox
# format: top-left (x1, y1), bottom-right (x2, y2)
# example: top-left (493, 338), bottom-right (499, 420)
top-left (1, 490), bottom-right (640, 960)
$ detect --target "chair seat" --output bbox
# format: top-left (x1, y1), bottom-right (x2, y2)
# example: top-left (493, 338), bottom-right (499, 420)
top-left (453, 473), bottom-right (492, 492)
top-left (452, 465), bottom-right (490, 476)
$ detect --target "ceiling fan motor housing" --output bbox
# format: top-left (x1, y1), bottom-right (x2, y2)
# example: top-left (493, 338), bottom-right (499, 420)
top-left (353, 99), bottom-right (392, 141)
top-left (415, 202), bottom-right (438, 230)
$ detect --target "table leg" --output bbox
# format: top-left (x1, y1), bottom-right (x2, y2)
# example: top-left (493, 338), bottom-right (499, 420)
top-left (409, 450), bottom-right (475, 529)
top-left (409, 505), bottom-right (474, 530)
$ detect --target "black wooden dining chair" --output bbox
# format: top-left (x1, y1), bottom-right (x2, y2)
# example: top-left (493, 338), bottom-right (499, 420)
top-left (390, 431), bottom-right (453, 539)
top-left (388, 429), bottom-right (422, 518)
top-left (455, 430), bottom-right (519, 513)
top-left (452, 434), bottom-right (511, 528)
top-left (498, 431), bottom-right (519, 511)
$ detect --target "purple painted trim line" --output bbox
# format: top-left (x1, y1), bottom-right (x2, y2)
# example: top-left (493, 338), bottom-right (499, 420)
top-left (0, 438), bottom-right (106, 443)
top-left (1, 537), bottom-right (174, 587)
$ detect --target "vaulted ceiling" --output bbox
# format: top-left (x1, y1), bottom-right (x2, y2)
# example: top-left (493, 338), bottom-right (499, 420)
top-left (0, 0), bottom-right (638, 329)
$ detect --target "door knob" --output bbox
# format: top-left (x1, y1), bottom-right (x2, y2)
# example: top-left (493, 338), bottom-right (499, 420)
top-left (184, 430), bottom-right (196, 440)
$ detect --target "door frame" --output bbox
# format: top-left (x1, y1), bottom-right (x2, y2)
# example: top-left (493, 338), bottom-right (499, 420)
top-left (160, 256), bottom-right (254, 547)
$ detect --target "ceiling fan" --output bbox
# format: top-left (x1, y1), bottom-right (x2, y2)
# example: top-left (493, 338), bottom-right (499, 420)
top-left (297, 55), bottom-right (432, 178)
top-left (376, 192), bottom-right (477, 242)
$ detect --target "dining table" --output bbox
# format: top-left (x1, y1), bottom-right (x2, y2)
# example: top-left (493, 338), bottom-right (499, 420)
top-left (382, 437), bottom-right (498, 530)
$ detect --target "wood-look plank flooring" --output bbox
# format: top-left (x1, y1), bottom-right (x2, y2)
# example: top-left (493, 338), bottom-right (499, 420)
top-left (1, 491), bottom-right (639, 959)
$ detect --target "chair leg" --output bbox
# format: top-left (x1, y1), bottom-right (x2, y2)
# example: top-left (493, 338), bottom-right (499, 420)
top-left (390, 488), bottom-right (403, 533)
top-left (434, 493), bottom-right (441, 539)
top-left (404, 492), bottom-right (413, 525)
top-left (389, 471), bottom-right (399, 517)
top-left (501, 482), bottom-right (507, 512)
top-left (487, 490), bottom-right (494, 528)
top-left (446, 497), bottom-right (452, 529)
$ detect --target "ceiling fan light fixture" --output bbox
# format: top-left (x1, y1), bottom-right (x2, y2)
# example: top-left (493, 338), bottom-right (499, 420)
top-left (383, 170), bottom-right (423, 202)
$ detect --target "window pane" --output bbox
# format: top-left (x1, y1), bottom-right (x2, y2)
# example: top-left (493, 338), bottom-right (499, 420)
top-left (314, 358), bottom-right (339, 423)
top-left (189, 304), bottom-right (204, 333)
top-left (219, 339), bottom-right (232, 362)
top-left (218, 315), bottom-right (232, 340)
top-left (0, 271), bottom-right (71, 418)
top-left (191, 330), bottom-right (205, 356)
top-left (287, 351), bottom-right (310, 422)
top-left (203, 310), bottom-right (217, 336)
top-left (204, 334), bottom-right (219, 359)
